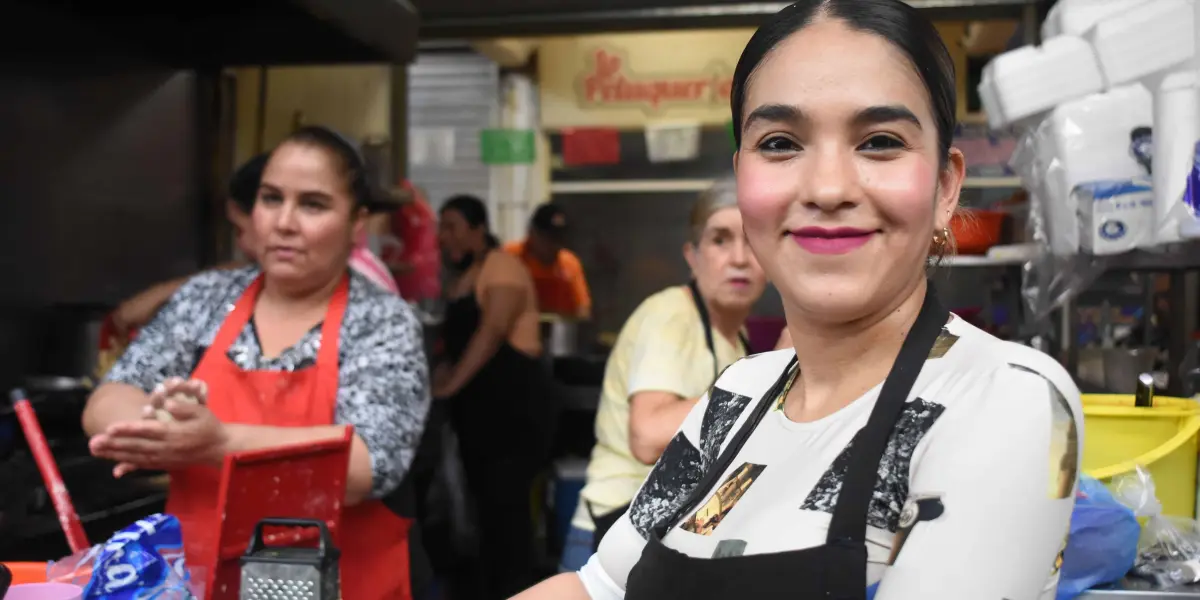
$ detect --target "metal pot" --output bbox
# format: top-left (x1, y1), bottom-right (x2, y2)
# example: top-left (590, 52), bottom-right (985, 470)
top-left (541, 315), bottom-right (581, 358)
top-left (1, 375), bottom-right (94, 449)
top-left (24, 376), bottom-right (93, 394)
top-left (1101, 348), bottom-right (1159, 394)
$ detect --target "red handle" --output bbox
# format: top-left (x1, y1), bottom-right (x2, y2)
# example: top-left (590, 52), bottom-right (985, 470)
top-left (10, 389), bottom-right (90, 553)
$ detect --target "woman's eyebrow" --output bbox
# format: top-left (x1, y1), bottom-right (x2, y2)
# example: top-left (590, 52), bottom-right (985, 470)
top-left (743, 103), bottom-right (807, 131)
top-left (852, 105), bottom-right (922, 129)
top-left (743, 103), bottom-right (921, 132)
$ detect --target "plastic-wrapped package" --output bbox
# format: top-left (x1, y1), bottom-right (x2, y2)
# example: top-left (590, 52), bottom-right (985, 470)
top-left (1075, 178), bottom-right (1157, 255)
top-left (1041, 0), bottom-right (1152, 40)
top-left (1114, 466), bottom-right (1200, 588)
top-left (979, 37), bottom-right (1105, 129)
top-left (1086, 0), bottom-right (1196, 89)
top-left (1034, 84), bottom-right (1153, 256)
top-left (1011, 125), bottom-right (1107, 324)
top-left (47, 514), bottom-right (201, 599)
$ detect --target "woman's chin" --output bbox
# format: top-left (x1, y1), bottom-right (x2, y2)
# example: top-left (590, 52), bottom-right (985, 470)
top-left (261, 261), bottom-right (308, 281)
top-left (782, 279), bottom-right (875, 325)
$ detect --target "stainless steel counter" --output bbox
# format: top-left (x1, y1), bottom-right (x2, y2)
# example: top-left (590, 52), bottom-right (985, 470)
top-left (1080, 581), bottom-right (1200, 598)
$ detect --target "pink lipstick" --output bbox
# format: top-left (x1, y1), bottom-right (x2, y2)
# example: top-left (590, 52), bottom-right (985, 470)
top-left (791, 227), bottom-right (876, 255)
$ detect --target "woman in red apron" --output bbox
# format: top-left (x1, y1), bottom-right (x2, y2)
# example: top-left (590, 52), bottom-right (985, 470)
top-left (83, 126), bottom-right (431, 600)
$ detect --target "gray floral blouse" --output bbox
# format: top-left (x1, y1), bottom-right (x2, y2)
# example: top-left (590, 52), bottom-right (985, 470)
top-left (104, 266), bottom-right (430, 499)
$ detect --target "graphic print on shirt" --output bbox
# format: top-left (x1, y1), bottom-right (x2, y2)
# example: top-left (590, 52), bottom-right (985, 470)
top-left (627, 385), bottom-right (755, 539)
top-left (1048, 386), bottom-right (1079, 499)
top-left (1009, 363), bottom-right (1080, 499)
top-left (680, 462), bottom-right (767, 535)
top-left (628, 431), bottom-right (706, 539)
top-left (772, 364), bottom-right (800, 412)
top-left (700, 388), bottom-right (754, 468)
top-left (800, 398), bottom-right (947, 532)
top-left (927, 327), bottom-right (960, 359)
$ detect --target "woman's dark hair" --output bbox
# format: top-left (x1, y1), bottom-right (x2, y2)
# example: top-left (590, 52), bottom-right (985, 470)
top-left (227, 153), bottom-right (269, 213)
top-left (440, 194), bottom-right (500, 249)
top-left (730, 0), bottom-right (957, 163)
top-left (276, 125), bottom-right (373, 208)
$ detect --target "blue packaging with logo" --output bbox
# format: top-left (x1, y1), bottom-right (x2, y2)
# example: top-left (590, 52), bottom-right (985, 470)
top-left (47, 513), bottom-right (197, 599)
top-left (1180, 140), bottom-right (1200, 239)
top-left (1073, 177), bottom-right (1155, 255)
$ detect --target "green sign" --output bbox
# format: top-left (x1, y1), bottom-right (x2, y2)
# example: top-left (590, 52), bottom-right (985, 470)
top-left (480, 129), bottom-right (536, 165)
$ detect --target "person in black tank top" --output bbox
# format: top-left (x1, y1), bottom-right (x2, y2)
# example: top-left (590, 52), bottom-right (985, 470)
top-left (434, 195), bottom-right (557, 600)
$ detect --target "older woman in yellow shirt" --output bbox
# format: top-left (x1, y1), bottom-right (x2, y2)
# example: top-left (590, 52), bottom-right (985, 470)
top-left (560, 177), bottom-right (769, 571)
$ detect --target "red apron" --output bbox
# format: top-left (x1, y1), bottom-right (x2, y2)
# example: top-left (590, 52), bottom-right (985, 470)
top-left (166, 274), bottom-right (414, 600)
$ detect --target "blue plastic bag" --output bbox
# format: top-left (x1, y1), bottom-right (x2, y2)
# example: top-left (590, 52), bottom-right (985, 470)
top-left (48, 513), bottom-right (198, 599)
top-left (1057, 476), bottom-right (1141, 600)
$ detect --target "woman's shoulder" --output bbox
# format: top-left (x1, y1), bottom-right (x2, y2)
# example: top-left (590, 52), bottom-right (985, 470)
top-left (346, 270), bottom-right (419, 325)
top-left (934, 317), bottom-right (1081, 417)
top-left (173, 265), bottom-right (258, 305)
top-left (631, 286), bottom-right (697, 322)
top-left (481, 249), bottom-right (534, 285)
top-left (714, 348), bottom-right (796, 398)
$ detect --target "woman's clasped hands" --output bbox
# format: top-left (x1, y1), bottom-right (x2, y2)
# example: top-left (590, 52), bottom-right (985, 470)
top-left (88, 377), bottom-right (229, 478)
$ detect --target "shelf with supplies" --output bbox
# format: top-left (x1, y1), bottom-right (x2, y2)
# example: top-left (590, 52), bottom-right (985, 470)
top-left (943, 241), bottom-right (1200, 270)
top-left (1102, 241), bottom-right (1200, 271)
top-left (961, 176), bottom-right (1023, 189)
top-left (943, 243), bottom-right (1037, 267)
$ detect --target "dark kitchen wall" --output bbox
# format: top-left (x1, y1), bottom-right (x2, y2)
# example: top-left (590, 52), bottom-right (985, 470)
top-left (0, 6), bottom-right (206, 389)
top-left (0, 70), bottom-right (202, 306)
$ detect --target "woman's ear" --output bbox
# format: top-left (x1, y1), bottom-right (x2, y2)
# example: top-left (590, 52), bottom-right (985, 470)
top-left (935, 148), bottom-right (967, 231)
top-left (683, 241), bottom-right (698, 275)
top-left (351, 206), bottom-right (369, 242)
top-left (226, 200), bottom-right (250, 229)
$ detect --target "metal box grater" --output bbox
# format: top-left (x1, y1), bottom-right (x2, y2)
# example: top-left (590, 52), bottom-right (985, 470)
top-left (239, 518), bottom-right (340, 600)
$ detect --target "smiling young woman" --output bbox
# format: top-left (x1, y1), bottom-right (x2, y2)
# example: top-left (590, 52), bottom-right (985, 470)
top-left (515, 2), bottom-right (1081, 600)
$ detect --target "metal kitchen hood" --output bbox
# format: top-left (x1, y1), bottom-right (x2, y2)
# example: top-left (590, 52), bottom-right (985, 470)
top-left (5, 0), bottom-right (420, 67)
top-left (415, 0), bottom-right (1039, 38)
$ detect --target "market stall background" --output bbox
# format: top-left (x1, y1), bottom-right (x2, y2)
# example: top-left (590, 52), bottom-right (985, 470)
top-left (0, 0), bottom-right (419, 562)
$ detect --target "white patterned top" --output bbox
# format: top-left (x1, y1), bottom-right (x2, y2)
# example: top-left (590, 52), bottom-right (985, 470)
top-left (580, 316), bottom-right (1082, 600)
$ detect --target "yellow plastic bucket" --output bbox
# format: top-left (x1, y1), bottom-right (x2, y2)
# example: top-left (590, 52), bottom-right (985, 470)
top-left (1082, 394), bottom-right (1200, 518)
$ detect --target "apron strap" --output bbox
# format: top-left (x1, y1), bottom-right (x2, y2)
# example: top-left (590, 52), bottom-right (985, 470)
top-left (316, 274), bottom-right (351, 369)
top-left (650, 354), bottom-right (798, 540)
top-left (687, 280), bottom-right (749, 379)
top-left (198, 273), bottom-right (351, 375)
top-left (825, 281), bottom-right (948, 545)
top-left (207, 275), bottom-right (265, 358)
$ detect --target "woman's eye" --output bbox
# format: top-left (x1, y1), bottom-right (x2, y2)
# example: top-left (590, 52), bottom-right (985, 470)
top-left (758, 136), bottom-right (799, 153)
top-left (301, 199), bottom-right (327, 211)
top-left (860, 135), bottom-right (905, 152)
top-left (259, 193), bottom-right (282, 205)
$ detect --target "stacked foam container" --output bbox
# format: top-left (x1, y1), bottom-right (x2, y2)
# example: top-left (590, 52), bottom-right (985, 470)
top-left (979, 0), bottom-right (1199, 255)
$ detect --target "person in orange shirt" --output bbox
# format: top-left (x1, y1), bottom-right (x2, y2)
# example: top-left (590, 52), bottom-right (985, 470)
top-left (504, 204), bottom-right (592, 318)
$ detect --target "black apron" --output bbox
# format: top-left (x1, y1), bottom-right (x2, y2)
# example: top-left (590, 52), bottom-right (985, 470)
top-left (587, 281), bottom-right (750, 550)
top-left (624, 282), bottom-right (948, 600)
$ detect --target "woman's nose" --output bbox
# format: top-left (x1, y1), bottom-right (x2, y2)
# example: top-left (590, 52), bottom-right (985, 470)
top-left (802, 146), bottom-right (861, 212)
top-left (731, 237), bottom-right (751, 265)
top-left (275, 202), bottom-right (300, 231)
